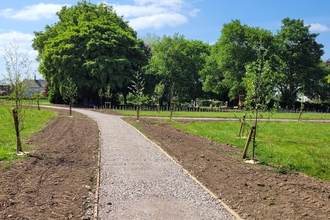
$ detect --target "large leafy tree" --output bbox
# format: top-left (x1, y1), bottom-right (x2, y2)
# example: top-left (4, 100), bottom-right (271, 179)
top-left (274, 18), bottom-right (324, 108)
top-left (146, 33), bottom-right (209, 107)
top-left (32, 0), bottom-right (148, 104)
top-left (201, 20), bottom-right (273, 101)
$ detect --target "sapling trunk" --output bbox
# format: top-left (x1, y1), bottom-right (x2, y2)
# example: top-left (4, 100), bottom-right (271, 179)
top-left (238, 115), bottom-right (246, 137)
top-left (69, 102), bottom-right (72, 116)
top-left (170, 106), bottom-right (173, 119)
top-left (12, 108), bottom-right (22, 153)
top-left (137, 106), bottom-right (140, 120)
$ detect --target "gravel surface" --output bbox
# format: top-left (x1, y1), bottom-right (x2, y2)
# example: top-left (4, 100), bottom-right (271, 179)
top-left (74, 109), bottom-right (238, 220)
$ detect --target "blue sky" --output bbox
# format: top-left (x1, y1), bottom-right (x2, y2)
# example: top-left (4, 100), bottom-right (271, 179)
top-left (1, 0), bottom-right (329, 80)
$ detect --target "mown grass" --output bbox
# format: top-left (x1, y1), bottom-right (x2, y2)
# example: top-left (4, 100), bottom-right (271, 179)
top-left (0, 105), bottom-right (56, 161)
top-left (114, 109), bottom-right (330, 120)
top-left (172, 120), bottom-right (330, 181)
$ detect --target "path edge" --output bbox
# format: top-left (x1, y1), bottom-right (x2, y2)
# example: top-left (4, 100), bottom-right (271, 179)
top-left (121, 117), bottom-right (243, 220)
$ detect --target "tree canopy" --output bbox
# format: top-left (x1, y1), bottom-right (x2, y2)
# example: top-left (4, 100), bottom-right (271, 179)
top-left (200, 20), bottom-right (273, 101)
top-left (146, 33), bottom-right (210, 106)
top-left (32, 0), bottom-right (148, 103)
top-left (32, 7), bottom-right (329, 108)
top-left (273, 18), bottom-right (324, 108)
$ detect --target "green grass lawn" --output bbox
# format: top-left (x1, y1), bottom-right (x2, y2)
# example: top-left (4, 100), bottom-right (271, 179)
top-left (114, 109), bottom-right (330, 120)
top-left (172, 120), bottom-right (330, 181)
top-left (0, 105), bottom-right (56, 161)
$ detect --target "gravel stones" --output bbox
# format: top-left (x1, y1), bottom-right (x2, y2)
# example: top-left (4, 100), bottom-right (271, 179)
top-left (74, 109), bottom-right (236, 220)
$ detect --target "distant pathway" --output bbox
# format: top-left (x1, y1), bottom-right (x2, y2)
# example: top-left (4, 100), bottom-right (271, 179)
top-left (70, 108), bottom-right (239, 220)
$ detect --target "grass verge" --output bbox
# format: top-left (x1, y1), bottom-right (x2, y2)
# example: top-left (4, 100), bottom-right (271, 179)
top-left (0, 105), bottom-right (56, 161)
top-left (172, 120), bottom-right (330, 181)
top-left (114, 109), bottom-right (330, 120)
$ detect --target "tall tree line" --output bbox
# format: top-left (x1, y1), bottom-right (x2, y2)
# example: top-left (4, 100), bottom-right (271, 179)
top-left (32, 1), bottom-right (329, 108)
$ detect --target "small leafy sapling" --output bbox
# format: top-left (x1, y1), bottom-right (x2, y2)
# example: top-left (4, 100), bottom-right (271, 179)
top-left (154, 83), bottom-right (165, 113)
top-left (242, 41), bottom-right (277, 160)
top-left (98, 88), bottom-right (104, 109)
top-left (60, 77), bottom-right (78, 116)
top-left (104, 84), bottom-right (111, 110)
top-left (129, 72), bottom-right (145, 120)
top-left (3, 40), bottom-right (32, 153)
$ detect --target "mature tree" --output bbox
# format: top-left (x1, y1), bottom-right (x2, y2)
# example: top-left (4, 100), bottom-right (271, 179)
top-left (199, 46), bottom-right (229, 101)
top-left (304, 61), bottom-right (330, 101)
top-left (140, 33), bottom-right (160, 49)
top-left (146, 33), bottom-right (209, 107)
top-left (32, 0), bottom-right (148, 104)
top-left (60, 77), bottom-right (78, 116)
top-left (274, 18), bottom-right (324, 108)
top-left (201, 20), bottom-right (273, 101)
top-left (3, 40), bottom-right (32, 153)
top-left (137, 33), bottom-right (160, 98)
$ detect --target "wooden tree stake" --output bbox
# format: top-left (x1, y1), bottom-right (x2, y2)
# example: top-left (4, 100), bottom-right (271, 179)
top-left (242, 125), bottom-right (256, 158)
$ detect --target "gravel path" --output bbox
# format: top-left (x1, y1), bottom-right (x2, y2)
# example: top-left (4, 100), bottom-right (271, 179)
top-left (73, 109), bottom-right (239, 220)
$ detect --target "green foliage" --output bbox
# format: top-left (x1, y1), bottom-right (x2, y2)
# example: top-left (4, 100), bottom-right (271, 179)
top-left (60, 77), bottom-right (78, 104)
top-left (199, 100), bottom-right (213, 107)
top-left (32, 0), bottom-right (148, 103)
top-left (274, 18), bottom-right (325, 108)
top-left (243, 46), bottom-right (277, 111)
top-left (115, 109), bottom-right (330, 119)
top-left (128, 72), bottom-right (145, 106)
top-left (104, 84), bottom-right (111, 101)
top-left (154, 83), bottom-right (165, 105)
top-left (200, 20), bottom-right (273, 101)
top-left (146, 33), bottom-right (210, 105)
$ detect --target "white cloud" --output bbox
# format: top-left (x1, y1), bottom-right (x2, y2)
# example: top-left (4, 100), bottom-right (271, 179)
top-left (111, 4), bottom-right (167, 18)
top-left (130, 13), bottom-right (188, 30)
top-left (107, 0), bottom-right (199, 30)
top-left (0, 31), bottom-right (34, 54)
top-left (0, 31), bottom-right (39, 78)
top-left (188, 9), bottom-right (200, 17)
top-left (0, 3), bottom-right (68, 21)
top-left (308, 23), bottom-right (330, 32)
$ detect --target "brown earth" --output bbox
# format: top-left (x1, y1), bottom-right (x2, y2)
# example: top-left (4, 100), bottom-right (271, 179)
top-left (0, 108), bottom-right (99, 220)
top-left (1, 109), bottom-right (330, 220)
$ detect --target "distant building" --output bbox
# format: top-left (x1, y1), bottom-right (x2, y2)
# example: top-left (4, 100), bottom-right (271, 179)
top-left (326, 58), bottom-right (330, 67)
top-left (296, 94), bottom-right (312, 103)
top-left (23, 75), bottom-right (48, 97)
top-left (0, 85), bottom-right (12, 96)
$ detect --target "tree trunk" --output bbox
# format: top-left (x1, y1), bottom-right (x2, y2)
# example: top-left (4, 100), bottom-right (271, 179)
top-left (170, 106), bottom-right (173, 119)
top-left (12, 108), bottom-right (22, 153)
top-left (137, 106), bottom-right (140, 121)
top-left (69, 102), bottom-right (72, 116)
top-left (123, 94), bottom-right (127, 105)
